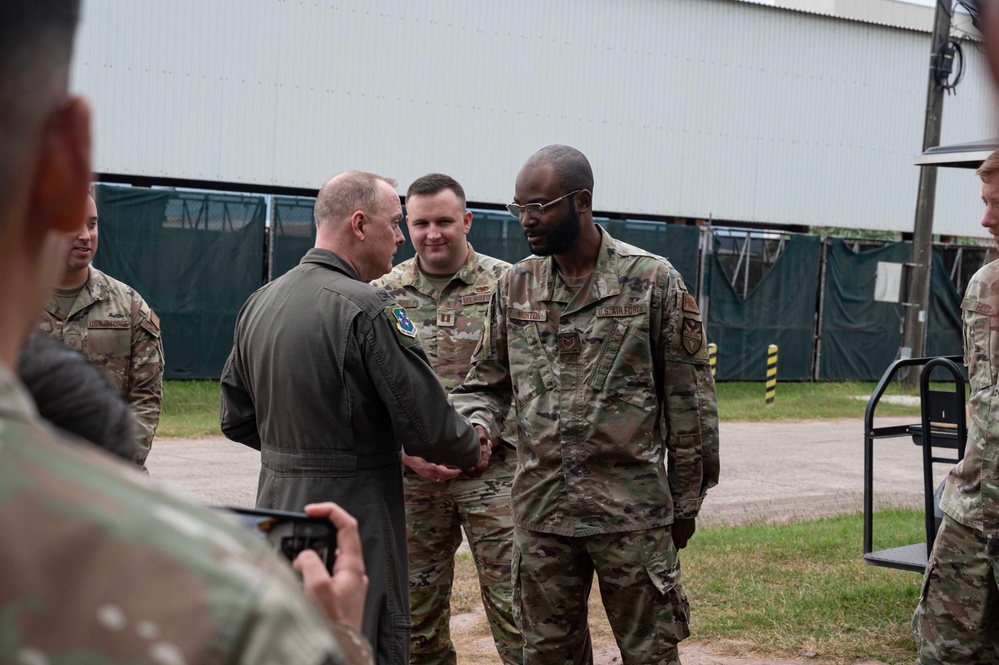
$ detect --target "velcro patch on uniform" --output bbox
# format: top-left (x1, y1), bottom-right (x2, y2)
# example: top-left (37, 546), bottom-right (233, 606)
top-left (375, 290), bottom-right (392, 302)
top-left (89, 320), bottom-right (130, 329)
top-left (438, 311), bottom-right (456, 327)
top-left (558, 332), bottom-right (580, 355)
top-left (596, 304), bottom-right (648, 317)
top-left (391, 306), bottom-right (418, 338)
top-left (509, 308), bottom-right (547, 322)
top-left (397, 299), bottom-right (419, 309)
top-left (682, 317), bottom-right (703, 355)
top-left (474, 285), bottom-right (491, 293)
top-left (682, 293), bottom-right (700, 314)
top-left (459, 294), bottom-right (492, 305)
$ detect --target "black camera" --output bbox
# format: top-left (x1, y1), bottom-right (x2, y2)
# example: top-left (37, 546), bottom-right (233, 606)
top-left (222, 506), bottom-right (337, 572)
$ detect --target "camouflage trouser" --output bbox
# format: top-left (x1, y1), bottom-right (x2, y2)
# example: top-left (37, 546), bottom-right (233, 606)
top-left (405, 455), bottom-right (522, 665)
top-left (512, 525), bottom-right (689, 665)
top-left (912, 514), bottom-right (999, 664)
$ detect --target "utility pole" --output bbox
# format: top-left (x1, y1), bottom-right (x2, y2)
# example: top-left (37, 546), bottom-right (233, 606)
top-left (901, 0), bottom-right (953, 390)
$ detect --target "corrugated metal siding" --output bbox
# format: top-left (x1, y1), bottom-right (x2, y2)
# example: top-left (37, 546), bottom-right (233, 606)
top-left (71, 0), bottom-right (996, 237)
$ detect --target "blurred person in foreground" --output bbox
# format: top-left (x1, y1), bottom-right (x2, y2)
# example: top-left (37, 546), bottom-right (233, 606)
top-left (0, 1), bottom-right (371, 662)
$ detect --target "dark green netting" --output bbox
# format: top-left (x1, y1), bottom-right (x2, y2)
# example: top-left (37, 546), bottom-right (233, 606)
top-left (269, 200), bottom-right (702, 286)
top-left (271, 196), bottom-right (317, 279)
top-left (927, 247), bottom-right (963, 358)
top-left (92, 185), bottom-right (265, 380)
top-left (706, 234), bottom-right (821, 381)
top-left (819, 239), bottom-right (962, 380)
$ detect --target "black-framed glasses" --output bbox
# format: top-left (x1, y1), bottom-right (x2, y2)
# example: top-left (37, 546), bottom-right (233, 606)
top-left (506, 190), bottom-right (581, 218)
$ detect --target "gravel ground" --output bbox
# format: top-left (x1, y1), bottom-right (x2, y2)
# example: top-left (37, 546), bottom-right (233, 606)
top-left (147, 416), bottom-right (927, 665)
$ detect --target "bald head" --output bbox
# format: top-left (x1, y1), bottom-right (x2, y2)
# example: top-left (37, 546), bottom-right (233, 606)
top-left (523, 145), bottom-right (594, 196)
top-left (314, 170), bottom-right (398, 231)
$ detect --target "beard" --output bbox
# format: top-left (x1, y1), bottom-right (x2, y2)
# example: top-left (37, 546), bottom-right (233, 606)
top-left (530, 203), bottom-right (580, 256)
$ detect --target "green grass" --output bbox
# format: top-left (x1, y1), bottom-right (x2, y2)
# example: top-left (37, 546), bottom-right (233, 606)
top-left (158, 379), bottom-right (943, 437)
top-left (159, 380), bottom-right (223, 438)
top-left (682, 509), bottom-right (924, 663)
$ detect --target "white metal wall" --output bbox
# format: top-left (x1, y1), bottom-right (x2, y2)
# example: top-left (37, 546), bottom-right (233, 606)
top-left (71, 0), bottom-right (998, 237)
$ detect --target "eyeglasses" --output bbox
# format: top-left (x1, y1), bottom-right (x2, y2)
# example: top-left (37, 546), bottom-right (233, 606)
top-left (506, 190), bottom-right (581, 218)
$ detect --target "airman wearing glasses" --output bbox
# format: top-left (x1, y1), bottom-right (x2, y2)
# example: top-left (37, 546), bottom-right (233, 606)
top-left (451, 145), bottom-right (720, 664)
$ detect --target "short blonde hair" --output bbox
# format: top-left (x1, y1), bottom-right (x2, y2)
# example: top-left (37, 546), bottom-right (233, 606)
top-left (976, 149), bottom-right (999, 183)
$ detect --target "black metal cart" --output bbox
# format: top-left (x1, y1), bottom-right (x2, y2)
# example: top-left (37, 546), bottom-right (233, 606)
top-left (863, 355), bottom-right (967, 572)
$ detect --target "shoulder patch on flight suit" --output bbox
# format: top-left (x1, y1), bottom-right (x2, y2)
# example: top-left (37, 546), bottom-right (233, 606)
top-left (375, 289), bottom-right (393, 302)
top-left (388, 306), bottom-right (420, 348)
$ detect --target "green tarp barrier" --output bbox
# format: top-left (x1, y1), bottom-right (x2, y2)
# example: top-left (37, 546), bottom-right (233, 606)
top-left (270, 201), bottom-right (702, 287)
top-left (93, 185), bottom-right (266, 380)
top-left (819, 239), bottom-right (962, 380)
top-left (706, 234), bottom-right (821, 381)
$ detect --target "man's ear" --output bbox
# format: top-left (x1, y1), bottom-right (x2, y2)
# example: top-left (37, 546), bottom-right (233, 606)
top-left (462, 210), bottom-right (473, 234)
top-left (349, 210), bottom-right (366, 242)
top-left (575, 189), bottom-right (592, 213)
top-left (32, 96), bottom-right (92, 236)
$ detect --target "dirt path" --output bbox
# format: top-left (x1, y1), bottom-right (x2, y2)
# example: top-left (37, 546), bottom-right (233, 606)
top-left (149, 416), bottom-right (924, 664)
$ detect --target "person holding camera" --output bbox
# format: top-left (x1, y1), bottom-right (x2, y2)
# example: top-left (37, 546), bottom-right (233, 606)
top-left (0, 2), bottom-right (371, 663)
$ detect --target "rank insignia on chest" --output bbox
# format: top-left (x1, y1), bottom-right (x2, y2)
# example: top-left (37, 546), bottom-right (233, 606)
top-left (558, 332), bottom-right (581, 355)
top-left (438, 311), bottom-right (455, 327)
top-left (392, 307), bottom-right (418, 337)
top-left (682, 317), bottom-right (703, 355)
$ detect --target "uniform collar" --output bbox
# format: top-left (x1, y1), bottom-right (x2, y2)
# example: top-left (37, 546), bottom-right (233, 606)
top-left (300, 248), bottom-right (361, 280)
top-left (45, 267), bottom-right (108, 319)
top-left (400, 242), bottom-right (479, 294)
top-left (538, 225), bottom-right (621, 308)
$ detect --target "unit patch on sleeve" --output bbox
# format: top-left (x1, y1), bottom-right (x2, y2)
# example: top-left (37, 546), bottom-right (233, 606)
top-left (682, 317), bottom-right (703, 355)
top-left (392, 306), bottom-right (418, 338)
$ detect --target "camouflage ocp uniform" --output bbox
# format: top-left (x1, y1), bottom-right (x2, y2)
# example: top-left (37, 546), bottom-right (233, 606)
top-left (373, 244), bottom-right (523, 665)
top-left (451, 227), bottom-right (719, 664)
top-left (0, 362), bottom-right (372, 665)
top-left (913, 259), bottom-right (999, 663)
top-left (37, 267), bottom-right (164, 467)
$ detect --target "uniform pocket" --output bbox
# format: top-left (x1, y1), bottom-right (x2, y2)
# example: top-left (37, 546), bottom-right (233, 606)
top-left (586, 319), bottom-right (655, 408)
top-left (508, 320), bottom-right (554, 406)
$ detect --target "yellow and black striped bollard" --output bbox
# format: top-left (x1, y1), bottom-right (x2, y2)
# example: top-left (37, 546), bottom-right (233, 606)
top-left (765, 344), bottom-right (777, 405)
top-left (708, 343), bottom-right (717, 378)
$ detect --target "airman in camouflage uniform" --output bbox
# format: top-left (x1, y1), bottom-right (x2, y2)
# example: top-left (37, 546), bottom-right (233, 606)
top-left (913, 149), bottom-right (999, 663)
top-left (372, 173), bottom-right (523, 664)
top-left (37, 195), bottom-right (164, 469)
top-left (0, 2), bottom-right (372, 662)
top-left (451, 146), bottom-right (720, 665)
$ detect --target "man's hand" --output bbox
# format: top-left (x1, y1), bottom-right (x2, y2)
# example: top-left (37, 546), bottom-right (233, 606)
top-left (294, 502), bottom-right (368, 632)
top-left (403, 454), bottom-right (462, 484)
top-left (672, 517), bottom-right (697, 549)
top-left (465, 424), bottom-right (493, 476)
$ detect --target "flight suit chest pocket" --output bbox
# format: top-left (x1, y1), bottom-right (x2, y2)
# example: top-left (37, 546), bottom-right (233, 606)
top-left (507, 316), bottom-right (554, 406)
top-left (962, 299), bottom-right (999, 392)
top-left (586, 318), bottom-right (655, 408)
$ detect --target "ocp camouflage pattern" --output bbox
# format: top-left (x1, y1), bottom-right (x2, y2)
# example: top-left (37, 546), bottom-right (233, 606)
top-left (451, 227), bottom-right (720, 537)
top-left (939, 259), bottom-right (999, 536)
top-left (0, 364), bottom-right (371, 665)
top-left (374, 244), bottom-right (523, 664)
top-left (37, 267), bottom-right (163, 466)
